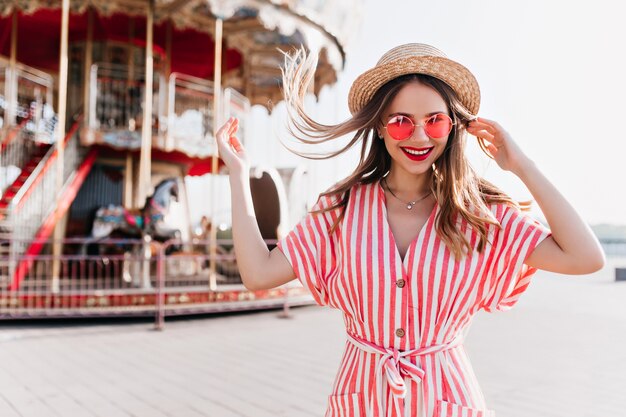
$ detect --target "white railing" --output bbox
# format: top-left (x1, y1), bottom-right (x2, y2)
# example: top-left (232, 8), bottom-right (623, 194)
top-left (87, 63), bottom-right (165, 147)
top-left (0, 58), bottom-right (56, 143)
top-left (0, 126), bottom-right (39, 196)
top-left (165, 72), bottom-right (215, 157)
top-left (0, 60), bottom-right (56, 196)
top-left (0, 123), bottom-right (85, 280)
top-left (86, 64), bottom-right (250, 158)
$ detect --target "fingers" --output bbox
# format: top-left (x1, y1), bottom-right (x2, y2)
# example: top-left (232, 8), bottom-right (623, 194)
top-left (467, 126), bottom-right (495, 143)
top-left (467, 118), bottom-right (499, 159)
top-left (227, 118), bottom-right (239, 136)
top-left (467, 117), bottom-right (499, 135)
top-left (229, 134), bottom-right (243, 153)
top-left (467, 116), bottom-right (505, 147)
top-left (216, 117), bottom-right (238, 143)
top-left (485, 142), bottom-right (498, 155)
top-left (227, 119), bottom-right (242, 153)
top-left (476, 117), bottom-right (502, 131)
top-left (476, 137), bottom-right (497, 159)
top-left (216, 117), bottom-right (245, 158)
top-left (467, 122), bottom-right (496, 136)
top-left (217, 117), bottom-right (237, 139)
top-left (476, 116), bottom-right (499, 126)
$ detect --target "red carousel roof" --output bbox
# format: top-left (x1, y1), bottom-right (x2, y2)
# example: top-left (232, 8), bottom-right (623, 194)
top-left (0, 0), bottom-right (359, 107)
top-left (0, 10), bottom-right (243, 78)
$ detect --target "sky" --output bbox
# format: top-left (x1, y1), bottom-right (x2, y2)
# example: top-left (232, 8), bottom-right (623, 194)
top-left (191, 0), bottom-right (626, 227)
top-left (312, 0), bottom-right (626, 225)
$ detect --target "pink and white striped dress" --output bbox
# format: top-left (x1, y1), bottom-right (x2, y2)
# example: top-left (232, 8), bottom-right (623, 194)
top-left (277, 180), bottom-right (551, 417)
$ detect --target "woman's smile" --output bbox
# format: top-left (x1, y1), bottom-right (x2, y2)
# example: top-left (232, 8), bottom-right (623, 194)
top-left (400, 146), bottom-right (434, 161)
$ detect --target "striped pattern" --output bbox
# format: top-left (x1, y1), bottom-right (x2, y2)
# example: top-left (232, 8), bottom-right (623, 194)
top-left (278, 181), bottom-right (551, 417)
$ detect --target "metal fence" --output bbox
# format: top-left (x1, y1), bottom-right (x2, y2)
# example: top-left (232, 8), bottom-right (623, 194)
top-left (0, 237), bottom-right (311, 327)
top-left (0, 57), bottom-right (55, 141)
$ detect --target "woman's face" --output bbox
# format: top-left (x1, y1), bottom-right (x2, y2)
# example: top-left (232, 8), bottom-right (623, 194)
top-left (378, 81), bottom-right (450, 176)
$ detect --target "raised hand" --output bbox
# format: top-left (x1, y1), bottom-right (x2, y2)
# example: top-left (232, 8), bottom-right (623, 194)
top-left (215, 117), bottom-right (248, 176)
top-left (466, 117), bottom-right (532, 175)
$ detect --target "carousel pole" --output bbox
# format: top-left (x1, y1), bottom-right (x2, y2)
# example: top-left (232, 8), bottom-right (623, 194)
top-left (82, 7), bottom-right (93, 124)
top-left (209, 16), bottom-right (223, 291)
top-left (51, 0), bottom-right (71, 291)
top-left (128, 18), bottom-right (135, 82)
top-left (124, 18), bottom-right (135, 210)
top-left (127, 17), bottom-right (135, 133)
top-left (124, 154), bottom-right (133, 208)
top-left (137, 0), bottom-right (155, 208)
top-left (164, 20), bottom-right (172, 150)
top-left (7, 10), bottom-right (17, 126)
top-left (136, 0), bottom-right (155, 293)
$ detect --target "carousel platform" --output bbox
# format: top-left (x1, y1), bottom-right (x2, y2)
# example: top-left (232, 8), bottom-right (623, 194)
top-left (0, 285), bottom-right (313, 319)
top-left (0, 238), bottom-right (315, 319)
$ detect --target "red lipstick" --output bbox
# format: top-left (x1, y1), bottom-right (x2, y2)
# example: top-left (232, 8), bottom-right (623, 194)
top-left (401, 146), bottom-right (433, 161)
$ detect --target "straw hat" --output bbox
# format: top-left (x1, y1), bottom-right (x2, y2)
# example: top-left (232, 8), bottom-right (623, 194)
top-left (348, 43), bottom-right (480, 116)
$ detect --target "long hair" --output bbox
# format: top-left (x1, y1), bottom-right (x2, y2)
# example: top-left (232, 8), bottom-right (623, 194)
top-left (281, 48), bottom-right (519, 259)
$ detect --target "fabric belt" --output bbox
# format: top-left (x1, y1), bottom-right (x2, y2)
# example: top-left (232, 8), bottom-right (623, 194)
top-left (346, 332), bottom-right (463, 417)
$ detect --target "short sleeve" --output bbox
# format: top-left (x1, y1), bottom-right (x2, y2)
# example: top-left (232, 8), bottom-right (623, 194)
top-left (481, 204), bottom-right (552, 312)
top-left (276, 195), bottom-right (338, 306)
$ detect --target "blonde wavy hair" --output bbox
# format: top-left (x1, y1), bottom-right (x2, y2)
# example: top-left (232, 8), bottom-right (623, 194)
top-left (280, 48), bottom-right (519, 259)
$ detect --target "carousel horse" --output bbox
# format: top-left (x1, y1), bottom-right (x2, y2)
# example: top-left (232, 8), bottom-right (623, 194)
top-left (83, 178), bottom-right (181, 287)
top-left (89, 178), bottom-right (180, 242)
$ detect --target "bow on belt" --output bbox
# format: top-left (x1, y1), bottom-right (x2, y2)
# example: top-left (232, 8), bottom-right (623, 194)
top-left (346, 332), bottom-right (463, 417)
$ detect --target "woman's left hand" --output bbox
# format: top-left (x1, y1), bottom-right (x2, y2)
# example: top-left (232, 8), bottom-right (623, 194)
top-left (466, 117), bottom-right (532, 175)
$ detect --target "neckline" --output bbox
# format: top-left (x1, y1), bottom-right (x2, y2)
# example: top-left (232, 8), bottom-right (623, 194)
top-left (376, 179), bottom-right (438, 266)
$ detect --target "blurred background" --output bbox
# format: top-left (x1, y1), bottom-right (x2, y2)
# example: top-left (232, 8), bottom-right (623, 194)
top-left (0, 0), bottom-right (624, 416)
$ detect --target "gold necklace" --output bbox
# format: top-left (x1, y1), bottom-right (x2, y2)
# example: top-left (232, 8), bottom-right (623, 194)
top-left (383, 177), bottom-right (431, 210)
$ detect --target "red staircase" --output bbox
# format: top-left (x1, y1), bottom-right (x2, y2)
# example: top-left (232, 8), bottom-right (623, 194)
top-left (0, 118), bottom-right (98, 290)
top-left (0, 143), bottom-right (51, 221)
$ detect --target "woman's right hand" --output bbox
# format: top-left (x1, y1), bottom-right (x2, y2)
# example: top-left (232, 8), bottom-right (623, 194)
top-left (215, 117), bottom-right (248, 177)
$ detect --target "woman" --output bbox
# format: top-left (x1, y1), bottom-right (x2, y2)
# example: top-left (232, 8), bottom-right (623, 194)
top-left (215, 44), bottom-right (605, 417)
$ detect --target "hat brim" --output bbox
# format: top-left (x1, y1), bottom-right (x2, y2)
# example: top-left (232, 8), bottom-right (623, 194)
top-left (348, 56), bottom-right (480, 116)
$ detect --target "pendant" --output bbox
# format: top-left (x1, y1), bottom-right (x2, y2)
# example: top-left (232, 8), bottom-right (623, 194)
top-left (407, 201), bottom-right (416, 210)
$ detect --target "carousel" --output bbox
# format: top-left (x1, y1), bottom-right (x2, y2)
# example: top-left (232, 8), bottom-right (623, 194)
top-left (0, 0), bottom-right (360, 319)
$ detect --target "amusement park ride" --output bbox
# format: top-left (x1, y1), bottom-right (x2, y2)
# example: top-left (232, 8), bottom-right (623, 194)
top-left (0, 0), bottom-right (359, 318)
